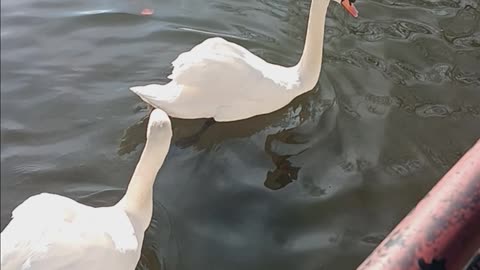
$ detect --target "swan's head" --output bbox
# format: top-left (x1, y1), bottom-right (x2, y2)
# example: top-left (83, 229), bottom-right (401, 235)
top-left (333, 0), bottom-right (358, 18)
top-left (146, 109), bottom-right (172, 141)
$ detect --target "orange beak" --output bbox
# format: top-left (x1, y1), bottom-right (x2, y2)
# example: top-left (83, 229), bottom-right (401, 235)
top-left (342, 0), bottom-right (359, 18)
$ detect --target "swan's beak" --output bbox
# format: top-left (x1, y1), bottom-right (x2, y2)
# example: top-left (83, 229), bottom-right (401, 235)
top-left (342, 0), bottom-right (358, 18)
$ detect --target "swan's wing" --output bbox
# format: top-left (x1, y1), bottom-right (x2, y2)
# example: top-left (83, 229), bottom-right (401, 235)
top-left (130, 37), bottom-right (266, 108)
top-left (170, 37), bottom-right (253, 75)
top-left (9, 193), bottom-right (82, 222)
top-left (130, 37), bottom-right (300, 120)
top-left (1, 193), bottom-right (140, 270)
top-left (168, 37), bottom-right (272, 97)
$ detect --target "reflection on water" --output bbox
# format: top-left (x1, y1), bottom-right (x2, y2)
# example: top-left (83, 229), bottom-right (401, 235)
top-left (1, 0), bottom-right (479, 269)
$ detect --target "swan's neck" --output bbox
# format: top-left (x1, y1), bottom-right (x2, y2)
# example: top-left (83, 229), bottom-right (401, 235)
top-left (117, 134), bottom-right (170, 231)
top-left (294, 0), bottom-right (330, 92)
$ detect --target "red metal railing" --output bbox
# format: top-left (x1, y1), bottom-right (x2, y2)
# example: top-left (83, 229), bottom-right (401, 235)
top-left (358, 139), bottom-right (480, 270)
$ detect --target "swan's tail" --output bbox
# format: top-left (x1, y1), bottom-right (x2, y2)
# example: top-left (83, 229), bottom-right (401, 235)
top-left (129, 83), bottom-right (180, 107)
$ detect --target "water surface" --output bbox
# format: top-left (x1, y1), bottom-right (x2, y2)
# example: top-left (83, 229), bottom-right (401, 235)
top-left (1, 0), bottom-right (479, 269)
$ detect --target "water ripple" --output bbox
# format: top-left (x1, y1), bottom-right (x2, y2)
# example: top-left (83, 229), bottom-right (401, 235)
top-left (350, 20), bottom-right (436, 41)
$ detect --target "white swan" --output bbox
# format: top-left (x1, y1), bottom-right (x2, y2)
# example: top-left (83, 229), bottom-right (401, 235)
top-left (0, 109), bottom-right (172, 270)
top-left (130, 0), bottom-right (358, 122)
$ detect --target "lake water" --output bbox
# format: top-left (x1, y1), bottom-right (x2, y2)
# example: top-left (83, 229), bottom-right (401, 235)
top-left (1, 0), bottom-right (479, 269)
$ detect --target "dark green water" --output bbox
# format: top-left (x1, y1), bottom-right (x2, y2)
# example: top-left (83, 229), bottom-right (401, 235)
top-left (1, 0), bottom-right (479, 269)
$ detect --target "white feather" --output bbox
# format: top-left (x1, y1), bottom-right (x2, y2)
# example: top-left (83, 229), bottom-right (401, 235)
top-left (1, 194), bottom-right (140, 270)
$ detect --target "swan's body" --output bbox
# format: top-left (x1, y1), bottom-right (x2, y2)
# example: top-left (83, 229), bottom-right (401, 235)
top-left (1, 109), bottom-right (173, 270)
top-left (1, 194), bottom-right (142, 270)
top-left (133, 37), bottom-right (303, 122)
top-left (131, 0), bottom-right (358, 122)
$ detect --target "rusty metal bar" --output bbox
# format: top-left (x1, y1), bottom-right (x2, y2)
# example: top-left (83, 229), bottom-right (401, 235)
top-left (358, 139), bottom-right (480, 270)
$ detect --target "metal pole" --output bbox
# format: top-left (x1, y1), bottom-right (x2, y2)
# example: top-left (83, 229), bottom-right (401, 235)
top-left (358, 139), bottom-right (480, 270)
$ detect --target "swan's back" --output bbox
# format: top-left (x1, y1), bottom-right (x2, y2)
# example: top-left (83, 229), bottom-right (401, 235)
top-left (169, 37), bottom-right (271, 91)
top-left (1, 193), bottom-right (142, 270)
top-left (131, 37), bottom-right (301, 121)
